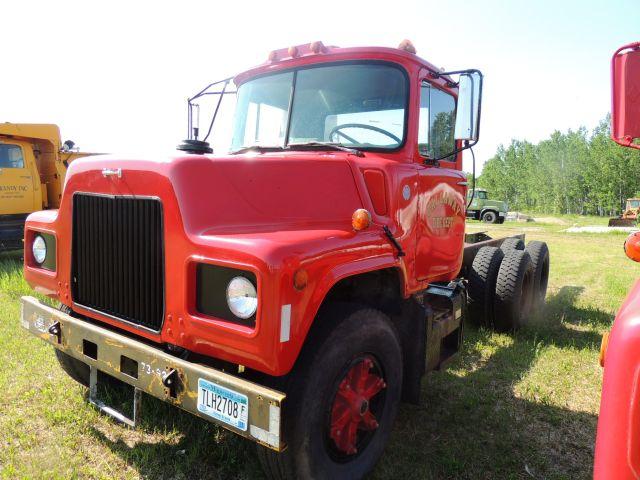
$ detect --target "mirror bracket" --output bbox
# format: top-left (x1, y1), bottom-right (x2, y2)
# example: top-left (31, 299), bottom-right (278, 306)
top-left (429, 70), bottom-right (458, 88)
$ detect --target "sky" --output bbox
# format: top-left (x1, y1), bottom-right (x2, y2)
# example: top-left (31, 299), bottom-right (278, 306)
top-left (1, 0), bottom-right (638, 172)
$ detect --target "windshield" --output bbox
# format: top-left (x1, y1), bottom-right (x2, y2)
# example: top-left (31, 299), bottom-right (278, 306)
top-left (468, 191), bottom-right (487, 199)
top-left (630, 200), bottom-right (640, 208)
top-left (230, 63), bottom-right (407, 152)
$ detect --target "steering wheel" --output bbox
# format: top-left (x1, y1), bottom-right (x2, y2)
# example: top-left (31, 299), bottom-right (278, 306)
top-left (329, 123), bottom-right (402, 145)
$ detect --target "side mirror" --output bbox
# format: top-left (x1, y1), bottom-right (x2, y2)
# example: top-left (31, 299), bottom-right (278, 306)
top-left (454, 71), bottom-right (483, 142)
top-left (612, 43), bottom-right (640, 149)
top-left (625, 232), bottom-right (640, 262)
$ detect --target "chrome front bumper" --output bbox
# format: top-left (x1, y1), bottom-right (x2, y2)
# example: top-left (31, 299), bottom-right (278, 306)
top-left (20, 296), bottom-right (285, 451)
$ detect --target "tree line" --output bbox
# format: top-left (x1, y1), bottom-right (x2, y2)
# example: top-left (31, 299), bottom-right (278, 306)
top-left (476, 115), bottom-right (640, 216)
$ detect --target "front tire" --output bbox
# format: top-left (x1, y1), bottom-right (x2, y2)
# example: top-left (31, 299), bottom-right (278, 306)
top-left (481, 211), bottom-right (497, 223)
top-left (54, 304), bottom-right (90, 387)
top-left (258, 305), bottom-right (403, 480)
top-left (55, 349), bottom-right (90, 387)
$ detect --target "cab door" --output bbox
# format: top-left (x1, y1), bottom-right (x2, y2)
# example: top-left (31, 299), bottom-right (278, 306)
top-left (414, 81), bottom-right (466, 281)
top-left (0, 142), bottom-right (40, 215)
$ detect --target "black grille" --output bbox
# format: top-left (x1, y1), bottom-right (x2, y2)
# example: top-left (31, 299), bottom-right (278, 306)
top-left (72, 194), bottom-right (165, 331)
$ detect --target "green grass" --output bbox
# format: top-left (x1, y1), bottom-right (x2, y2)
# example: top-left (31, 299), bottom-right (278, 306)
top-left (1, 218), bottom-right (637, 479)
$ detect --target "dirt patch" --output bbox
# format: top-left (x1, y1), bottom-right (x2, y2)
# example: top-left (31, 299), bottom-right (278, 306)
top-left (565, 226), bottom-right (638, 233)
top-left (534, 216), bottom-right (568, 225)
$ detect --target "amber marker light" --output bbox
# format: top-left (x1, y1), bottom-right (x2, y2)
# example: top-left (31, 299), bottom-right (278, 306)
top-left (293, 269), bottom-right (308, 291)
top-left (398, 39), bottom-right (417, 54)
top-left (599, 331), bottom-right (610, 367)
top-left (310, 41), bottom-right (325, 54)
top-left (352, 209), bottom-right (372, 231)
top-left (624, 232), bottom-right (640, 262)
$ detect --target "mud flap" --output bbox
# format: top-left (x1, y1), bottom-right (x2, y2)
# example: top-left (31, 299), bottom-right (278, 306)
top-left (424, 282), bottom-right (465, 373)
top-left (392, 298), bottom-right (430, 405)
top-left (393, 282), bottom-right (465, 405)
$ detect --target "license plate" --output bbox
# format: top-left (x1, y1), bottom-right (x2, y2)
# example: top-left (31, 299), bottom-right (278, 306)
top-left (197, 378), bottom-right (249, 431)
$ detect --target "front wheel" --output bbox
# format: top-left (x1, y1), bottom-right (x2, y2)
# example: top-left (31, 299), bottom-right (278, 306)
top-left (257, 305), bottom-right (403, 480)
top-left (54, 304), bottom-right (90, 387)
top-left (481, 211), bottom-right (497, 223)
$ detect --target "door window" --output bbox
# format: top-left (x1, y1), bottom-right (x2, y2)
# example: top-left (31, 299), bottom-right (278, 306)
top-left (418, 83), bottom-right (456, 160)
top-left (0, 144), bottom-right (25, 168)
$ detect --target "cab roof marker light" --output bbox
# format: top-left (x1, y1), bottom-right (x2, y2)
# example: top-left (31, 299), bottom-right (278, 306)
top-left (398, 39), bottom-right (417, 54)
top-left (310, 41), bottom-right (325, 54)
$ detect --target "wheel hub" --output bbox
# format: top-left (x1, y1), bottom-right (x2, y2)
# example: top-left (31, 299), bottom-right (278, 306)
top-left (329, 357), bottom-right (386, 455)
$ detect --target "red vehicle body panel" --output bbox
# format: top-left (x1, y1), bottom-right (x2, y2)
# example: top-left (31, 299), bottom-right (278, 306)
top-left (594, 280), bottom-right (640, 479)
top-left (23, 44), bottom-right (466, 376)
top-left (595, 42), bottom-right (640, 478)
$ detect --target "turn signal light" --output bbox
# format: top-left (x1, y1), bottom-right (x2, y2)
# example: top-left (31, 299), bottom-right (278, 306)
top-left (293, 269), bottom-right (308, 291)
top-left (352, 209), bottom-right (372, 231)
top-left (624, 232), bottom-right (640, 262)
top-left (599, 331), bottom-right (610, 367)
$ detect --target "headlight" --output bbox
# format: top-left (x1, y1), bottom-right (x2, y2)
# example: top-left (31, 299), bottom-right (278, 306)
top-left (226, 276), bottom-right (258, 319)
top-left (32, 235), bottom-right (47, 264)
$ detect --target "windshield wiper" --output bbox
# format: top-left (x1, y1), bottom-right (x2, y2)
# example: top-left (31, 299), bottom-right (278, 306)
top-left (231, 145), bottom-right (287, 155)
top-left (287, 142), bottom-right (364, 157)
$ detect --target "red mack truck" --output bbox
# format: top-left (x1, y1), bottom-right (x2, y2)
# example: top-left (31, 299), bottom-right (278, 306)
top-left (594, 41), bottom-right (640, 479)
top-left (19, 41), bottom-right (549, 479)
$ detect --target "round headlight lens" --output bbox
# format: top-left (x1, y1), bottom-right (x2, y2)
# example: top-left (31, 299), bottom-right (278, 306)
top-left (226, 276), bottom-right (258, 319)
top-left (32, 235), bottom-right (47, 264)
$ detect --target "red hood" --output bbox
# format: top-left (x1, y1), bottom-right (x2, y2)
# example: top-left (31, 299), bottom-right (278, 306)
top-left (64, 152), bottom-right (363, 236)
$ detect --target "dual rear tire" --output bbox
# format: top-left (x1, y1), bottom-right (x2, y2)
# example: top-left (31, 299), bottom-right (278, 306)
top-left (468, 239), bottom-right (549, 330)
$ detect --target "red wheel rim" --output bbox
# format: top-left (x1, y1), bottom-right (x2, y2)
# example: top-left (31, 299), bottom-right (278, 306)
top-left (329, 356), bottom-right (386, 455)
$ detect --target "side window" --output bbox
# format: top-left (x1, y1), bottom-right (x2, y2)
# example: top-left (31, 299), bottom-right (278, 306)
top-left (0, 144), bottom-right (25, 168)
top-left (478, 191), bottom-right (488, 200)
top-left (418, 82), bottom-right (456, 160)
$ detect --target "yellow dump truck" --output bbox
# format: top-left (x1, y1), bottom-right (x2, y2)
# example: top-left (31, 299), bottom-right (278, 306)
top-left (0, 123), bottom-right (94, 250)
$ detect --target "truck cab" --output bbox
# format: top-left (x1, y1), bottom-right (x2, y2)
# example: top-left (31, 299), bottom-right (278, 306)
top-left (0, 124), bottom-right (92, 251)
top-left (18, 42), bottom-right (546, 480)
top-left (466, 188), bottom-right (507, 223)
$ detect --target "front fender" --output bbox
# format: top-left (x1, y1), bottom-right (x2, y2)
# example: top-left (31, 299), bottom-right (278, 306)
top-left (595, 279), bottom-right (640, 479)
top-left (276, 233), bottom-right (405, 375)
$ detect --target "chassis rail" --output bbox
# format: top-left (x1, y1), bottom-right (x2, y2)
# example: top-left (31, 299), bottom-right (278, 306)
top-left (461, 233), bottom-right (525, 277)
top-left (20, 296), bottom-right (285, 451)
